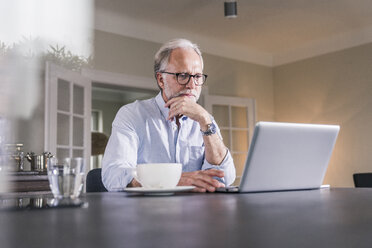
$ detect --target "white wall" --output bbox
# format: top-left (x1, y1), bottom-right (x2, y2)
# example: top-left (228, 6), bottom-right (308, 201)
top-left (274, 43), bottom-right (372, 187)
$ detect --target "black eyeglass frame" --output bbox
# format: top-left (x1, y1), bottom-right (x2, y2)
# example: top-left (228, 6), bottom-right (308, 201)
top-left (160, 71), bottom-right (208, 86)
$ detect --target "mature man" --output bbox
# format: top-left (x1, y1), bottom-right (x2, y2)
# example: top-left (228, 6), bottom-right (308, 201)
top-left (102, 39), bottom-right (235, 192)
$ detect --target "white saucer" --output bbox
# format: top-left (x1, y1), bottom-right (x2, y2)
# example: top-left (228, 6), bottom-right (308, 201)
top-left (124, 186), bottom-right (195, 195)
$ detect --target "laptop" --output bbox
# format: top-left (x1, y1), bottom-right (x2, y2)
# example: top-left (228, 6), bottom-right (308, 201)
top-left (216, 121), bottom-right (340, 193)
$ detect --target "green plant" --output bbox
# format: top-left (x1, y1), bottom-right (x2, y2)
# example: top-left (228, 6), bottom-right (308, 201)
top-left (0, 37), bottom-right (93, 71)
top-left (43, 44), bottom-right (93, 71)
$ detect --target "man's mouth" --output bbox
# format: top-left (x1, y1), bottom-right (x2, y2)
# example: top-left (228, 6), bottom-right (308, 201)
top-left (177, 90), bottom-right (197, 98)
top-left (179, 93), bottom-right (195, 97)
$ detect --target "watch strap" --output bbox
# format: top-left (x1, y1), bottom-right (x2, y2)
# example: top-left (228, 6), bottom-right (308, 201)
top-left (201, 123), bottom-right (217, 136)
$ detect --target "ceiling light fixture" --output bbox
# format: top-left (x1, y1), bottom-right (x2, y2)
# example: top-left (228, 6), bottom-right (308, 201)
top-left (224, 0), bottom-right (237, 19)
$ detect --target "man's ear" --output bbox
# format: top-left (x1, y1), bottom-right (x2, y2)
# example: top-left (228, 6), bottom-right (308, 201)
top-left (156, 72), bottom-right (165, 90)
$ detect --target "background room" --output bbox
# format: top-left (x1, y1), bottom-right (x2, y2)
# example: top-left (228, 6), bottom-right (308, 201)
top-left (2, 0), bottom-right (372, 191)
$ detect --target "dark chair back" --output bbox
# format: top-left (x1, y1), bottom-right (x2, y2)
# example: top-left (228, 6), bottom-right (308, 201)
top-left (353, 173), bottom-right (372, 188)
top-left (86, 168), bottom-right (108, 192)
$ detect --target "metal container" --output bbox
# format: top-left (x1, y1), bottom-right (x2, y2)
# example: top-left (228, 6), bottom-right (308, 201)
top-left (26, 152), bottom-right (53, 172)
top-left (5, 144), bottom-right (24, 172)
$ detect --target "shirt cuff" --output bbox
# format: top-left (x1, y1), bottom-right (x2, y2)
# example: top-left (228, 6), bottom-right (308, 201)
top-left (102, 166), bottom-right (135, 191)
top-left (201, 149), bottom-right (236, 186)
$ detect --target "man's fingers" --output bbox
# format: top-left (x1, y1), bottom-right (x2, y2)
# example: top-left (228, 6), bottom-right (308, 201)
top-left (164, 98), bottom-right (175, 107)
top-left (167, 104), bottom-right (185, 120)
top-left (192, 187), bottom-right (207, 193)
top-left (167, 111), bottom-right (176, 120)
top-left (188, 171), bottom-right (225, 189)
top-left (202, 169), bottom-right (225, 178)
top-left (179, 170), bottom-right (225, 192)
top-left (194, 173), bottom-right (223, 188)
top-left (193, 178), bottom-right (217, 192)
top-left (180, 175), bottom-right (218, 192)
top-left (181, 169), bottom-right (223, 177)
top-left (164, 96), bottom-right (182, 108)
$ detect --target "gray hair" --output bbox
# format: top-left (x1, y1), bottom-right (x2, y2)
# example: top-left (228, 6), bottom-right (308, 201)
top-left (154, 39), bottom-right (204, 78)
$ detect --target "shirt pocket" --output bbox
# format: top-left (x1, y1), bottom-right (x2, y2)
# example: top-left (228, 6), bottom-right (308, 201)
top-left (186, 146), bottom-right (205, 172)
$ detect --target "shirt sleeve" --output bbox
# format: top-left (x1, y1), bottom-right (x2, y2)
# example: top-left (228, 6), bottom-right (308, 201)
top-left (102, 107), bottom-right (139, 191)
top-left (200, 119), bottom-right (236, 186)
top-left (201, 149), bottom-right (236, 186)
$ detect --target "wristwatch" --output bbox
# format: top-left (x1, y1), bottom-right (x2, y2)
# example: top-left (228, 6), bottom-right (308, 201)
top-left (200, 122), bottom-right (217, 136)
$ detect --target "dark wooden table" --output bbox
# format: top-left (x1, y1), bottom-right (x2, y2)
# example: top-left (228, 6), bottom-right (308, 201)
top-left (1, 188), bottom-right (372, 248)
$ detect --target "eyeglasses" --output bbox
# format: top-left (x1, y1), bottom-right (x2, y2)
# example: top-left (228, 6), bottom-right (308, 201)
top-left (160, 71), bottom-right (208, 86)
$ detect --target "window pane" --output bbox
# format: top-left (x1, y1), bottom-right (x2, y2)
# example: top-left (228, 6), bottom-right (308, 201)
top-left (57, 113), bottom-right (70, 146)
top-left (220, 129), bottom-right (230, 150)
top-left (58, 79), bottom-right (70, 112)
top-left (73, 149), bottom-right (84, 158)
top-left (73, 117), bottom-right (84, 147)
top-left (73, 84), bottom-right (84, 115)
top-left (231, 106), bottom-right (247, 128)
top-left (212, 105), bottom-right (229, 127)
top-left (57, 148), bottom-right (70, 160)
top-left (232, 130), bottom-right (248, 152)
top-left (91, 111), bottom-right (99, 131)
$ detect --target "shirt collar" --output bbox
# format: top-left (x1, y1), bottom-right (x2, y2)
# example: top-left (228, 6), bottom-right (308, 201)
top-left (155, 92), bottom-right (170, 120)
top-left (155, 92), bottom-right (188, 122)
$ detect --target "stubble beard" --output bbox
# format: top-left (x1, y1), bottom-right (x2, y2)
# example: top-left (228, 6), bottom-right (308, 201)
top-left (163, 78), bottom-right (201, 102)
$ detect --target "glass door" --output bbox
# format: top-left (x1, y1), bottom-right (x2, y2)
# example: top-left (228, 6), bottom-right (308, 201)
top-left (205, 95), bottom-right (255, 185)
top-left (45, 62), bottom-right (91, 174)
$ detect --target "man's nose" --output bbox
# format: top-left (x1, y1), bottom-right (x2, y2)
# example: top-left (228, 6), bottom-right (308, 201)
top-left (186, 76), bottom-right (197, 89)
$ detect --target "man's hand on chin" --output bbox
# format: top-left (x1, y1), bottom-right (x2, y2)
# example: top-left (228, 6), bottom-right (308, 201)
top-left (177, 169), bottom-right (225, 193)
top-left (164, 96), bottom-right (210, 125)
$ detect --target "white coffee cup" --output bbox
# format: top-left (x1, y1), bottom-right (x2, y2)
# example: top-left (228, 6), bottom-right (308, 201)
top-left (133, 163), bottom-right (182, 189)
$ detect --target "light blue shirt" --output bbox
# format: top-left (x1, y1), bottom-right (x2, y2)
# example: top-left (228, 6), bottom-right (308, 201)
top-left (102, 92), bottom-right (236, 191)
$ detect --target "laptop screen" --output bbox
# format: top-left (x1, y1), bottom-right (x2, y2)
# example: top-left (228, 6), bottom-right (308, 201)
top-left (238, 122), bottom-right (339, 193)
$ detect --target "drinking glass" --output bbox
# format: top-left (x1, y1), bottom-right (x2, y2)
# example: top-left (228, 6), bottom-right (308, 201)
top-left (47, 157), bottom-right (85, 199)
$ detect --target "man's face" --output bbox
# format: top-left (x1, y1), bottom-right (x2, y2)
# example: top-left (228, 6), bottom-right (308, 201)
top-left (158, 48), bottom-right (203, 102)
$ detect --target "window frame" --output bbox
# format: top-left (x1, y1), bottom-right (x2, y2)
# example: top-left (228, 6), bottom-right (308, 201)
top-left (204, 94), bottom-right (256, 183)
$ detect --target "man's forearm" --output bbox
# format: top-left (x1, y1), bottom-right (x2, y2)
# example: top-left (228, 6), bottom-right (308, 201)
top-left (199, 115), bottom-right (228, 165)
top-left (203, 134), bottom-right (228, 165)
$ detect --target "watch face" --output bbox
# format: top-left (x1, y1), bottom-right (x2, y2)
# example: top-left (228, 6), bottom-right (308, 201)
top-left (202, 122), bottom-right (217, 136)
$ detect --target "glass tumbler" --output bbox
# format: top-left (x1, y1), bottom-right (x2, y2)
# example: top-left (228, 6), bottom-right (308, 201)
top-left (47, 157), bottom-right (85, 199)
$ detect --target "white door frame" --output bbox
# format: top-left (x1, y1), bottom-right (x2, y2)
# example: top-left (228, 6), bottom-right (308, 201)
top-left (204, 94), bottom-right (256, 142)
top-left (45, 62), bottom-right (92, 172)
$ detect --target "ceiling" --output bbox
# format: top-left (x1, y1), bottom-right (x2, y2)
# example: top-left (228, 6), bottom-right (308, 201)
top-left (95, 0), bottom-right (372, 66)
